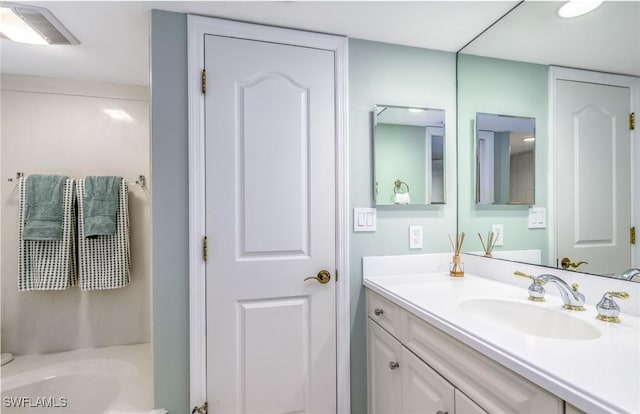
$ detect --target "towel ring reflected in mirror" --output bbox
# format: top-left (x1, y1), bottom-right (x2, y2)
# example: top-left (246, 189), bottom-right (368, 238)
top-left (394, 179), bottom-right (410, 194)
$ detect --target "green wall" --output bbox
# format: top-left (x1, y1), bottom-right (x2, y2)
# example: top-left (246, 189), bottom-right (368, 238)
top-left (457, 54), bottom-right (549, 261)
top-left (149, 16), bottom-right (457, 412)
top-left (150, 10), bottom-right (190, 414)
top-left (349, 39), bottom-right (457, 413)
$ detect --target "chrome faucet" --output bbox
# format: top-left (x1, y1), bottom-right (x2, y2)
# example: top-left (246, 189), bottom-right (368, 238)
top-left (618, 268), bottom-right (640, 281)
top-left (514, 271), bottom-right (586, 311)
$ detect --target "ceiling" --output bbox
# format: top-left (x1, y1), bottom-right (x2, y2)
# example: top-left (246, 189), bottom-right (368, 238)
top-left (1, 1), bottom-right (638, 86)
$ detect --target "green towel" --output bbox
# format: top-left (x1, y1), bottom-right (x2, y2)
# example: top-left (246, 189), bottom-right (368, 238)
top-left (23, 175), bottom-right (68, 240)
top-left (83, 176), bottom-right (122, 237)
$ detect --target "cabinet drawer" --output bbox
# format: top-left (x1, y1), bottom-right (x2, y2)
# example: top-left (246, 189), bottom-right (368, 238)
top-left (402, 312), bottom-right (564, 414)
top-left (366, 290), bottom-right (402, 338)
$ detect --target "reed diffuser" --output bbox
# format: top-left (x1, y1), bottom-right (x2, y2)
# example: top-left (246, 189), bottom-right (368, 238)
top-left (478, 231), bottom-right (498, 258)
top-left (448, 232), bottom-right (465, 277)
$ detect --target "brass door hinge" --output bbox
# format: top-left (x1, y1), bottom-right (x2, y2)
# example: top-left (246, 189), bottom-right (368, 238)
top-left (192, 401), bottom-right (208, 414)
top-left (201, 69), bottom-right (207, 94)
top-left (630, 113), bottom-right (635, 131)
top-left (203, 236), bottom-right (208, 262)
top-left (631, 227), bottom-right (636, 245)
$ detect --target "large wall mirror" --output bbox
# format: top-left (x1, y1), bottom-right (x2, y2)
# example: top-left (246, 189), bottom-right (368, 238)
top-left (373, 105), bottom-right (446, 206)
top-left (457, 1), bottom-right (640, 281)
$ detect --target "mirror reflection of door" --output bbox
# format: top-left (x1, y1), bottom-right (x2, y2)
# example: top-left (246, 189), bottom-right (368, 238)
top-left (555, 78), bottom-right (631, 276)
top-left (476, 113), bottom-right (535, 205)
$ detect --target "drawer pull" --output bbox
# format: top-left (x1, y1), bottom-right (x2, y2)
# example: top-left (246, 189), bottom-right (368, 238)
top-left (388, 361), bottom-right (399, 370)
top-left (436, 411), bottom-right (448, 414)
top-left (374, 308), bottom-right (384, 316)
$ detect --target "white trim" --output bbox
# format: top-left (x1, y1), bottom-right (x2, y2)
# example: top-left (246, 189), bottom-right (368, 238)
top-left (187, 14), bottom-right (208, 409)
top-left (187, 15), bottom-right (350, 412)
top-left (548, 66), bottom-right (640, 269)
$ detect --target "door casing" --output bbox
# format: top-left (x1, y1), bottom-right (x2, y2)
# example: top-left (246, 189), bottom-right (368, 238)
top-left (186, 15), bottom-right (350, 412)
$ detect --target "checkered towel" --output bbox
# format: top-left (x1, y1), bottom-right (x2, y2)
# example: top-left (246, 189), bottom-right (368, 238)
top-left (77, 178), bottom-right (131, 290)
top-left (18, 177), bottom-right (77, 291)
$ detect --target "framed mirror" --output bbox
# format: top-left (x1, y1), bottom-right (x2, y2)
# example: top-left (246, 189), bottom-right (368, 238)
top-left (476, 112), bottom-right (535, 205)
top-left (457, 1), bottom-right (640, 281)
top-left (373, 105), bottom-right (445, 206)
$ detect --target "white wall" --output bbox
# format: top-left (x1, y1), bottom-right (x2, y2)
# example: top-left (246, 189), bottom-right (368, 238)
top-left (1, 74), bottom-right (150, 355)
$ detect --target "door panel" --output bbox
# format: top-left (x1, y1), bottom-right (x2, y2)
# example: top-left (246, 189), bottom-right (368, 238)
top-left (367, 320), bottom-right (402, 414)
top-left (556, 80), bottom-right (631, 275)
top-left (239, 73), bottom-right (310, 256)
top-left (401, 347), bottom-right (454, 414)
top-left (455, 389), bottom-right (488, 414)
top-left (205, 34), bottom-right (336, 413)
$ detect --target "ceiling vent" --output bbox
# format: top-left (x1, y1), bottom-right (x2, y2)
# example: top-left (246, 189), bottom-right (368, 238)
top-left (2, 2), bottom-right (79, 45)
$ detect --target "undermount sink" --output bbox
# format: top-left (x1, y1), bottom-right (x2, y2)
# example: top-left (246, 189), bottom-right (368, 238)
top-left (458, 298), bottom-right (602, 340)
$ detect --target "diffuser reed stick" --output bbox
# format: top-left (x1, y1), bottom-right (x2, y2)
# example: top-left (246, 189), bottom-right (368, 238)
top-left (448, 232), bottom-right (465, 277)
top-left (478, 231), bottom-right (498, 257)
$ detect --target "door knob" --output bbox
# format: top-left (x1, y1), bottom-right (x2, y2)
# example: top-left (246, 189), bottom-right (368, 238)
top-left (304, 270), bottom-right (331, 284)
top-left (561, 257), bottom-right (588, 270)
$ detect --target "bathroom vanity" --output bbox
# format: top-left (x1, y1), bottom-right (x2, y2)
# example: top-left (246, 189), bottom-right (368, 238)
top-left (364, 255), bottom-right (640, 414)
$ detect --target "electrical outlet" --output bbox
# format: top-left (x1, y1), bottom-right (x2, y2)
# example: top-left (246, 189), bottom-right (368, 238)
top-left (409, 225), bottom-right (423, 249)
top-left (491, 224), bottom-right (504, 246)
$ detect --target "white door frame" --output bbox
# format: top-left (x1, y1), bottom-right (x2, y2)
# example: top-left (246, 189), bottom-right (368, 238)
top-left (548, 66), bottom-right (640, 268)
top-left (186, 16), bottom-right (350, 412)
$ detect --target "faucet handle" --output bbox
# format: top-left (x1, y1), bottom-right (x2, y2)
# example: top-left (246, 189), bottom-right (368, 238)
top-left (514, 271), bottom-right (546, 302)
top-left (596, 291), bottom-right (629, 323)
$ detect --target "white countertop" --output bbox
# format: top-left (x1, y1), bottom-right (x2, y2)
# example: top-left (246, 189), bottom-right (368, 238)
top-left (364, 272), bottom-right (640, 414)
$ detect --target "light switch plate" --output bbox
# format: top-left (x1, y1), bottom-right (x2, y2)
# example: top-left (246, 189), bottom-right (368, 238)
top-left (409, 225), bottom-right (423, 249)
top-left (354, 208), bottom-right (376, 232)
top-left (528, 207), bottom-right (547, 228)
top-left (491, 224), bottom-right (504, 246)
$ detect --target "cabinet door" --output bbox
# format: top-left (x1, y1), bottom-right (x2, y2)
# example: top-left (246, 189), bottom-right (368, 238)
top-left (565, 402), bottom-right (586, 414)
top-left (368, 319), bottom-right (402, 414)
top-left (401, 346), bottom-right (454, 414)
top-left (455, 389), bottom-right (488, 414)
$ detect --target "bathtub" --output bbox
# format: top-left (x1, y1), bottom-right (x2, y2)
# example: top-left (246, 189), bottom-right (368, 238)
top-left (1, 343), bottom-right (153, 413)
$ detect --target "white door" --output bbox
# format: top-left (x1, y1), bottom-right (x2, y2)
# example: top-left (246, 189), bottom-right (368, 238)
top-left (556, 79), bottom-right (631, 275)
top-left (204, 34), bottom-right (336, 413)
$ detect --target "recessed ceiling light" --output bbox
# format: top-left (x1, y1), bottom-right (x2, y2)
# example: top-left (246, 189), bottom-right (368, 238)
top-left (558, 0), bottom-right (603, 18)
top-left (523, 137), bottom-right (535, 142)
top-left (0, 3), bottom-right (79, 45)
top-left (104, 109), bottom-right (134, 122)
top-left (0, 7), bottom-right (47, 44)
top-left (408, 108), bottom-right (425, 113)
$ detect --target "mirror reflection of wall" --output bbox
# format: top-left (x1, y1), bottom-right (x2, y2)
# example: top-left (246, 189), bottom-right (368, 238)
top-left (457, 54), bottom-right (548, 263)
top-left (373, 105), bottom-right (445, 206)
top-left (476, 113), bottom-right (535, 206)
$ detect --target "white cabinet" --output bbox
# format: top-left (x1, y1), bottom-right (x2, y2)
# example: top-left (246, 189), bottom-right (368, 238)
top-left (455, 390), bottom-right (488, 414)
top-left (367, 290), bottom-right (564, 414)
top-left (565, 403), bottom-right (586, 414)
top-left (367, 319), bottom-right (455, 414)
top-left (401, 345), bottom-right (454, 414)
top-left (368, 319), bottom-right (402, 414)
